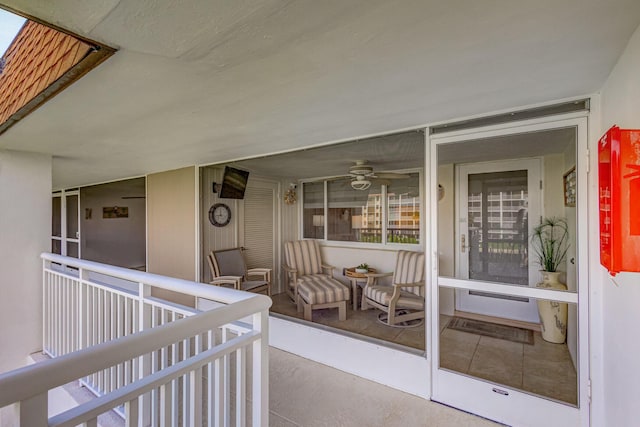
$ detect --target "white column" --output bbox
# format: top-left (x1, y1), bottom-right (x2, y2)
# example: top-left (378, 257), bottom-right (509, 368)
top-left (0, 150), bottom-right (51, 374)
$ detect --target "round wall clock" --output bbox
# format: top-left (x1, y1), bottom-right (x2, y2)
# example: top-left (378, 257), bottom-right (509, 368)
top-left (209, 203), bottom-right (231, 227)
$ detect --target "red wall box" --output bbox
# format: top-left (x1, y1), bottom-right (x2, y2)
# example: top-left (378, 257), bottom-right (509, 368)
top-left (598, 125), bottom-right (640, 276)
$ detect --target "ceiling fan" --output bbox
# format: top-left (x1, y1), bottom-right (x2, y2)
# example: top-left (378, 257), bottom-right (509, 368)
top-left (343, 160), bottom-right (410, 190)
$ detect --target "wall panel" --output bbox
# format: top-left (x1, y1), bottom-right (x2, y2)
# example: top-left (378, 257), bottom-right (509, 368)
top-left (147, 166), bottom-right (197, 307)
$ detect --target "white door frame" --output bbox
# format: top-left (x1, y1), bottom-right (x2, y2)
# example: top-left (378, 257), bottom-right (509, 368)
top-left (64, 190), bottom-right (81, 258)
top-left (427, 112), bottom-right (590, 426)
top-left (51, 189), bottom-right (81, 258)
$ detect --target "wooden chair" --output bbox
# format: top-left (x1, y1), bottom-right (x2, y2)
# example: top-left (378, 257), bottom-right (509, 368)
top-left (361, 250), bottom-right (425, 326)
top-left (207, 248), bottom-right (271, 296)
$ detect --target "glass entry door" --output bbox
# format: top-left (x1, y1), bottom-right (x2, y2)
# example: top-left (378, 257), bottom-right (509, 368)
top-left (51, 190), bottom-right (80, 258)
top-left (455, 159), bottom-right (541, 323)
top-left (429, 117), bottom-right (589, 427)
top-left (65, 192), bottom-right (80, 258)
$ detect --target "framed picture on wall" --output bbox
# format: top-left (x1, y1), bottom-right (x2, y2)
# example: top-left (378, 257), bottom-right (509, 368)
top-left (563, 166), bottom-right (576, 207)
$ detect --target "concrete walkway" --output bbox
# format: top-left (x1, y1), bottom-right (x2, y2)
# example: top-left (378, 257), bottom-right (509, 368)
top-left (269, 347), bottom-right (499, 427)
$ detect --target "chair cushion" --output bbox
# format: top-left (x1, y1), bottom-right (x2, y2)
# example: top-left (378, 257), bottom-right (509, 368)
top-left (284, 240), bottom-right (323, 276)
top-left (364, 285), bottom-right (424, 310)
top-left (284, 240), bottom-right (322, 276)
top-left (211, 248), bottom-right (247, 277)
top-left (298, 275), bottom-right (350, 305)
top-left (393, 251), bottom-right (425, 296)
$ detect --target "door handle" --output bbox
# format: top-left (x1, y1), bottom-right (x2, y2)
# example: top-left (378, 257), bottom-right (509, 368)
top-left (461, 234), bottom-right (466, 253)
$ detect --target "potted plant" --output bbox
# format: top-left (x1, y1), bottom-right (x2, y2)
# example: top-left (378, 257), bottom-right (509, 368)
top-left (530, 216), bottom-right (569, 343)
top-left (531, 217), bottom-right (569, 281)
top-left (355, 263), bottom-right (369, 274)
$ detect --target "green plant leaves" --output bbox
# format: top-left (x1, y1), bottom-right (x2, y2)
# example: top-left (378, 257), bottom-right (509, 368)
top-left (531, 217), bottom-right (569, 272)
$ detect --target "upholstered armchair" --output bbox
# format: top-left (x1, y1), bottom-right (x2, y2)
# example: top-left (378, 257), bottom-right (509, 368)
top-left (361, 250), bottom-right (425, 326)
top-left (207, 248), bottom-right (271, 296)
top-left (282, 240), bottom-right (336, 301)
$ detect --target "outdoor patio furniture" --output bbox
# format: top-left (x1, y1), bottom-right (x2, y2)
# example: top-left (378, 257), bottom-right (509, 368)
top-left (207, 247), bottom-right (271, 296)
top-left (361, 250), bottom-right (425, 326)
top-left (283, 240), bottom-right (342, 301)
top-left (296, 275), bottom-right (350, 321)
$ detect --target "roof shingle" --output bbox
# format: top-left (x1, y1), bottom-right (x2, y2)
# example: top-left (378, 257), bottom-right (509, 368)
top-left (0, 20), bottom-right (92, 126)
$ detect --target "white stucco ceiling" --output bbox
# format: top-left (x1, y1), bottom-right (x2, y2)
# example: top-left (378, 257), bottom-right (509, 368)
top-left (0, 0), bottom-right (639, 188)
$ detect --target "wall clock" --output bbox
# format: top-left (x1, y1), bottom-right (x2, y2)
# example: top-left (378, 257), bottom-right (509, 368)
top-left (209, 203), bottom-right (231, 227)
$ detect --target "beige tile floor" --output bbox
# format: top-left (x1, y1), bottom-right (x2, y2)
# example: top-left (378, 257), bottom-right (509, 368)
top-left (270, 292), bottom-right (425, 350)
top-left (270, 293), bottom-right (577, 406)
top-left (438, 314), bottom-right (578, 405)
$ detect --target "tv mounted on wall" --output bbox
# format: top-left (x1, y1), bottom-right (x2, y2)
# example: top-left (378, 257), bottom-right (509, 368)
top-left (214, 166), bottom-right (250, 199)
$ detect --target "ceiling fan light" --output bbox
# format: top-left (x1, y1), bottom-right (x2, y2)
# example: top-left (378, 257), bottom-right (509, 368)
top-left (351, 179), bottom-right (371, 191)
top-left (349, 164), bottom-right (374, 176)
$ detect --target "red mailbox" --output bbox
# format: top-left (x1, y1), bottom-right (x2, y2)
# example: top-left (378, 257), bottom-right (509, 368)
top-left (598, 125), bottom-right (640, 276)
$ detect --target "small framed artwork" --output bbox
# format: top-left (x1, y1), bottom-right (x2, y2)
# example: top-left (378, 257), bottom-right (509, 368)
top-left (563, 166), bottom-right (576, 207)
top-left (103, 206), bottom-right (129, 218)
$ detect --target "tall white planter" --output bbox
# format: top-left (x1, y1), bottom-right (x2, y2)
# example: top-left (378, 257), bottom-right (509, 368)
top-left (536, 271), bottom-right (568, 343)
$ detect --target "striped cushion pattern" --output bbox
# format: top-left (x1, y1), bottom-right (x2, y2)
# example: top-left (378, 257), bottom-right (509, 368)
top-left (298, 275), bottom-right (350, 305)
top-left (284, 240), bottom-right (323, 276)
top-left (364, 285), bottom-right (424, 310)
top-left (393, 251), bottom-right (425, 296)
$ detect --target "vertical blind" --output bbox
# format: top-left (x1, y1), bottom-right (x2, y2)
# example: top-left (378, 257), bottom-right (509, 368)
top-left (243, 186), bottom-right (274, 272)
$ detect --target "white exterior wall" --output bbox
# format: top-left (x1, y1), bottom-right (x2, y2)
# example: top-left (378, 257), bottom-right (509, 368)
top-left (596, 23), bottom-right (640, 426)
top-left (0, 150), bottom-right (51, 374)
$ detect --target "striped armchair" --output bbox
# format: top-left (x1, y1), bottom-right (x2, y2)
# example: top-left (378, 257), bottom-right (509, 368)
top-left (361, 250), bottom-right (425, 326)
top-left (283, 240), bottom-right (336, 301)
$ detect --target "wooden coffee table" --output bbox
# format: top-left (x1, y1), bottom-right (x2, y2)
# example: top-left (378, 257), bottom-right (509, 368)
top-left (345, 267), bottom-right (376, 310)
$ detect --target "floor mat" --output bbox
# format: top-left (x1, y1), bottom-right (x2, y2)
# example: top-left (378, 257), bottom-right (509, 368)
top-left (446, 316), bottom-right (534, 344)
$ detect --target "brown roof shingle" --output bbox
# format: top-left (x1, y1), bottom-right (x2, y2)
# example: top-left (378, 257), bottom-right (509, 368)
top-left (0, 20), bottom-right (92, 126)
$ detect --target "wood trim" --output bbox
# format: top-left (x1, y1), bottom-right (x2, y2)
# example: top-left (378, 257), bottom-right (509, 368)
top-left (0, 44), bottom-right (115, 136)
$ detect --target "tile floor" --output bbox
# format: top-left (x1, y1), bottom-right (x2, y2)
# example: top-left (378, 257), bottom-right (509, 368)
top-left (439, 314), bottom-right (577, 405)
top-left (269, 293), bottom-right (577, 405)
top-left (270, 292), bottom-right (426, 350)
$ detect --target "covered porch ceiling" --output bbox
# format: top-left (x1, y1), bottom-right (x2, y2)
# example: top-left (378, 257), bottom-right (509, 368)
top-left (225, 126), bottom-right (576, 180)
top-left (0, 1), bottom-right (639, 189)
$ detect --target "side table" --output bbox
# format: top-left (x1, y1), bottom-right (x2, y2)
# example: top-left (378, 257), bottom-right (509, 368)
top-left (345, 267), bottom-right (376, 311)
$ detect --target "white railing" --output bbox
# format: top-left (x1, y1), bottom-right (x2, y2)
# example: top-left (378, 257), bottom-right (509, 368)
top-left (0, 253), bottom-right (271, 426)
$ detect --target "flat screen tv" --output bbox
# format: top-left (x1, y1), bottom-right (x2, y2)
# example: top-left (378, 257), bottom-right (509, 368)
top-left (219, 166), bottom-right (250, 199)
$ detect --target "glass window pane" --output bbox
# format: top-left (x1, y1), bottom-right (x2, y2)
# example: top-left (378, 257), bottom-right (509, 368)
top-left (66, 195), bottom-right (79, 239)
top-left (303, 181), bottom-right (324, 239)
top-left (67, 241), bottom-right (79, 258)
top-left (439, 288), bottom-right (578, 406)
top-left (52, 196), bottom-right (61, 237)
top-left (468, 170), bottom-right (528, 285)
top-left (51, 239), bottom-right (61, 254)
top-left (387, 172), bottom-right (420, 244)
top-left (327, 179), bottom-right (381, 242)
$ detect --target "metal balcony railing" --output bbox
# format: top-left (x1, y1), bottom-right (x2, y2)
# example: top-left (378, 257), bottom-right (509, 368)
top-left (0, 253), bottom-right (271, 426)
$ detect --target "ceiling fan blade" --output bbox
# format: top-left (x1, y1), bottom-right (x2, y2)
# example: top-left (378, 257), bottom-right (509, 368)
top-left (374, 172), bottom-right (410, 179)
top-left (371, 178), bottom-right (391, 186)
top-left (325, 175), bottom-right (352, 181)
